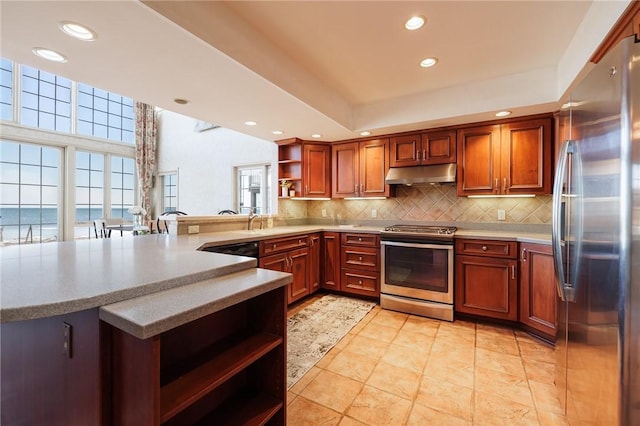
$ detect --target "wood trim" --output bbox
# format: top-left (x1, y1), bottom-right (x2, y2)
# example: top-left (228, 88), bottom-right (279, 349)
top-left (590, 0), bottom-right (640, 63)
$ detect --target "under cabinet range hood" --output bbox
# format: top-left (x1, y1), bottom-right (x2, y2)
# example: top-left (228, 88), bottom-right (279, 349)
top-left (384, 163), bottom-right (456, 185)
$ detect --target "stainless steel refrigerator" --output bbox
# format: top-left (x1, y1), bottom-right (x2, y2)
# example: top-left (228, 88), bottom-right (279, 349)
top-left (553, 35), bottom-right (639, 425)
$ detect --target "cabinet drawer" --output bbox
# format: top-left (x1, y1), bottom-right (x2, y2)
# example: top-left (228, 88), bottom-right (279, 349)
top-left (342, 269), bottom-right (379, 296)
top-left (341, 233), bottom-right (379, 247)
top-left (455, 239), bottom-right (517, 258)
top-left (260, 235), bottom-right (308, 256)
top-left (341, 246), bottom-right (379, 271)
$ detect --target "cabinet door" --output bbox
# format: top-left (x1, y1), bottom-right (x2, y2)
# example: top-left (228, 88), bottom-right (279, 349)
top-left (289, 248), bottom-right (310, 304)
top-left (303, 144), bottom-right (331, 198)
top-left (308, 233), bottom-right (321, 293)
top-left (360, 138), bottom-right (390, 197)
top-left (342, 269), bottom-right (379, 297)
top-left (322, 232), bottom-right (341, 290)
top-left (519, 243), bottom-right (556, 339)
top-left (422, 130), bottom-right (456, 165)
top-left (259, 252), bottom-right (288, 273)
top-left (332, 142), bottom-right (359, 198)
top-left (457, 125), bottom-right (501, 196)
top-left (501, 118), bottom-right (551, 195)
top-left (390, 134), bottom-right (420, 167)
top-left (455, 255), bottom-right (518, 321)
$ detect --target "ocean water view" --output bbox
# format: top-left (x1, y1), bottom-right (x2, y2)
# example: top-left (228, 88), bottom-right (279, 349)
top-left (0, 207), bottom-right (134, 245)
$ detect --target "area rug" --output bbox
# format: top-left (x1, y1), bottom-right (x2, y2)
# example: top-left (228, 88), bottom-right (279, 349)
top-left (287, 294), bottom-right (376, 389)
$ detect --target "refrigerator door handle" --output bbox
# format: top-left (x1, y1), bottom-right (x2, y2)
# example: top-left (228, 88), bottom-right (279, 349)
top-left (552, 140), bottom-right (572, 301)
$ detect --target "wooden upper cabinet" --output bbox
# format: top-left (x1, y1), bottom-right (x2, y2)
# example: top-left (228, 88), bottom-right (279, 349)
top-left (303, 143), bottom-right (331, 198)
top-left (332, 139), bottom-right (392, 198)
top-left (457, 117), bottom-right (552, 196)
top-left (390, 131), bottom-right (456, 167)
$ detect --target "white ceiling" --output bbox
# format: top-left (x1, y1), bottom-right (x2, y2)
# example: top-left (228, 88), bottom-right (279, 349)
top-left (0, 1), bottom-right (632, 142)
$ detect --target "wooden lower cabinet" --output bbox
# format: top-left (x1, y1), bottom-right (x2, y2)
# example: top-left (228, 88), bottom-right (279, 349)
top-left (519, 243), bottom-right (556, 339)
top-left (339, 233), bottom-right (380, 297)
top-left (260, 248), bottom-right (309, 304)
top-left (322, 232), bottom-right (341, 290)
top-left (341, 269), bottom-right (379, 296)
top-left (308, 233), bottom-right (321, 293)
top-left (109, 287), bottom-right (287, 425)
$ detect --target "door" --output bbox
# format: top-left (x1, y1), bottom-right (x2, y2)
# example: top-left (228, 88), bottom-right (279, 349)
top-left (457, 125), bottom-right (501, 195)
top-left (322, 232), bottom-right (341, 290)
top-left (303, 144), bottom-right (330, 197)
top-left (501, 118), bottom-right (551, 194)
top-left (422, 130), bottom-right (456, 164)
top-left (390, 133), bottom-right (420, 167)
top-left (332, 142), bottom-right (358, 198)
top-left (308, 233), bottom-right (321, 293)
top-left (359, 138), bottom-right (390, 197)
top-left (288, 248), bottom-right (309, 304)
top-left (519, 243), bottom-right (556, 339)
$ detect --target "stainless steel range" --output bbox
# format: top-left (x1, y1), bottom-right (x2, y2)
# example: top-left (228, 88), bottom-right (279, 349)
top-left (380, 224), bottom-right (456, 321)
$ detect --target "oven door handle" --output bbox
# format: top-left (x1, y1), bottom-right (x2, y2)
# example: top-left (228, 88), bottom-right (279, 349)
top-left (381, 240), bottom-right (453, 251)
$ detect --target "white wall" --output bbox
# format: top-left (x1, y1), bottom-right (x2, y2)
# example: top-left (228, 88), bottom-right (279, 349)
top-left (155, 110), bottom-right (278, 216)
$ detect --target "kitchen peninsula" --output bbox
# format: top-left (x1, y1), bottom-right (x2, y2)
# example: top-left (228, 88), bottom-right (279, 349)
top-left (0, 235), bottom-right (292, 425)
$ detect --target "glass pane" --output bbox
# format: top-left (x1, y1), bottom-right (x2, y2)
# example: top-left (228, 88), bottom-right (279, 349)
top-left (108, 113), bottom-right (121, 127)
top-left (21, 144), bottom-right (41, 165)
top-left (111, 173), bottom-right (123, 188)
top-left (1, 104), bottom-right (11, 120)
top-left (0, 162), bottom-right (19, 183)
top-left (123, 158), bottom-right (135, 173)
top-left (57, 85), bottom-right (71, 100)
top-left (0, 68), bottom-right (12, 86)
top-left (41, 185), bottom-right (58, 204)
top-left (122, 130), bottom-right (134, 144)
top-left (89, 188), bottom-right (103, 204)
top-left (94, 110), bottom-right (107, 125)
top-left (20, 184), bottom-right (41, 204)
top-left (77, 91), bottom-right (92, 107)
top-left (94, 88), bottom-right (108, 99)
top-left (0, 183), bottom-right (19, 203)
top-left (41, 166), bottom-right (58, 185)
top-left (90, 154), bottom-right (104, 171)
top-left (1, 141), bottom-right (20, 163)
top-left (21, 76), bottom-right (38, 93)
top-left (94, 124), bottom-right (107, 138)
top-left (39, 96), bottom-right (55, 113)
top-left (122, 189), bottom-right (134, 205)
top-left (90, 170), bottom-right (103, 187)
top-left (111, 157), bottom-right (123, 173)
top-left (108, 128), bottom-right (122, 141)
top-left (39, 70), bottom-right (55, 83)
top-left (76, 186), bottom-right (89, 204)
top-left (76, 151), bottom-right (90, 169)
top-left (56, 116), bottom-right (70, 132)
top-left (111, 188), bottom-right (122, 204)
top-left (1, 86), bottom-right (11, 102)
top-left (77, 120), bottom-right (92, 136)
top-left (21, 165), bottom-right (41, 184)
top-left (77, 83), bottom-right (91, 94)
top-left (39, 112), bottom-right (55, 130)
top-left (94, 96), bottom-right (107, 112)
top-left (21, 91), bottom-right (38, 108)
top-left (123, 173), bottom-right (134, 188)
top-left (39, 80), bottom-right (55, 98)
top-left (21, 65), bottom-right (37, 78)
top-left (41, 147), bottom-right (59, 167)
top-left (56, 100), bottom-right (71, 116)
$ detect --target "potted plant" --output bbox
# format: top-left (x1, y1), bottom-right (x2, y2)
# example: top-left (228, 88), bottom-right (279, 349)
top-left (280, 180), bottom-right (292, 197)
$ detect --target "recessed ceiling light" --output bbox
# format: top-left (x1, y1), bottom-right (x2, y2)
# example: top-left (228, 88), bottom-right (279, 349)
top-left (32, 48), bottom-right (67, 63)
top-left (272, 130), bottom-right (284, 135)
top-left (245, 121), bottom-right (257, 126)
top-left (59, 21), bottom-right (96, 41)
top-left (311, 133), bottom-right (322, 138)
top-left (405, 15), bottom-right (426, 30)
top-left (360, 131), bottom-right (371, 136)
top-left (420, 57), bottom-right (438, 68)
top-left (173, 98), bottom-right (189, 105)
top-left (495, 110), bottom-right (512, 117)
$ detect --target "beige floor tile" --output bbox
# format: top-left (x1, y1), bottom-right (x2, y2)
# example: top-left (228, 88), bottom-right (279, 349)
top-left (474, 391), bottom-right (540, 426)
top-left (476, 332), bottom-right (521, 356)
top-left (290, 366), bottom-right (322, 394)
top-left (344, 334), bottom-right (390, 359)
top-left (381, 343), bottom-right (429, 373)
top-left (423, 357), bottom-right (475, 389)
top-left (475, 347), bottom-right (526, 378)
top-left (346, 385), bottom-right (412, 425)
top-left (406, 403), bottom-right (472, 426)
top-left (366, 361), bottom-right (421, 400)
top-left (522, 358), bottom-right (556, 385)
top-left (370, 309), bottom-right (409, 329)
top-left (326, 348), bottom-right (378, 382)
top-left (476, 322), bottom-right (517, 338)
top-left (528, 380), bottom-right (564, 415)
top-left (287, 391), bottom-right (297, 405)
top-left (435, 327), bottom-right (476, 345)
top-left (334, 333), bottom-right (355, 351)
top-left (300, 370), bottom-right (363, 413)
top-left (338, 416), bottom-right (369, 426)
top-left (287, 396), bottom-right (342, 426)
top-left (475, 366), bottom-right (534, 407)
top-left (400, 315), bottom-right (441, 337)
top-left (415, 376), bottom-right (473, 421)
top-left (392, 329), bottom-right (435, 351)
top-left (518, 339), bottom-right (555, 363)
top-left (537, 409), bottom-right (570, 426)
top-left (429, 339), bottom-right (475, 365)
top-left (316, 346), bottom-right (341, 369)
top-left (357, 322), bottom-right (399, 343)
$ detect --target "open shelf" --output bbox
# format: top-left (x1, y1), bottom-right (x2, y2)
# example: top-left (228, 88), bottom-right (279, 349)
top-left (160, 332), bottom-right (282, 423)
top-left (278, 159), bottom-right (301, 164)
top-left (194, 391), bottom-right (283, 426)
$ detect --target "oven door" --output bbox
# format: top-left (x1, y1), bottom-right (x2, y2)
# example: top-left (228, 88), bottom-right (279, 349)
top-left (381, 240), bottom-right (453, 304)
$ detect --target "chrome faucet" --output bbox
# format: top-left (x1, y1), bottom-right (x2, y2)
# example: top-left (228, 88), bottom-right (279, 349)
top-left (248, 208), bottom-right (260, 230)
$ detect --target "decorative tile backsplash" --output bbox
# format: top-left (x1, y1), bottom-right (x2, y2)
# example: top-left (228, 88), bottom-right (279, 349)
top-left (279, 183), bottom-right (552, 225)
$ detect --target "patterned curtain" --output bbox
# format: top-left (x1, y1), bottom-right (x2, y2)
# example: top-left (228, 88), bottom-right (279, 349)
top-left (135, 102), bottom-right (157, 224)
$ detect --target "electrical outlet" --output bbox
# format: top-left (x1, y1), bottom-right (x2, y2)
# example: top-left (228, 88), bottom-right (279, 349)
top-left (372, 209), bottom-right (377, 218)
top-left (188, 225), bottom-right (200, 234)
top-left (497, 210), bottom-right (506, 221)
top-left (322, 209), bottom-right (327, 217)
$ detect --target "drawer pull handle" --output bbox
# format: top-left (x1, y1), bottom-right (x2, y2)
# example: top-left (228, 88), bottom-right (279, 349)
top-left (272, 243), bottom-right (277, 250)
top-left (358, 280), bottom-right (363, 285)
top-left (359, 256), bottom-right (363, 261)
top-left (482, 246), bottom-right (488, 251)
top-left (299, 239), bottom-right (303, 244)
top-left (358, 237), bottom-right (363, 242)
top-left (521, 248), bottom-right (527, 261)
top-left (511, 265), bottom-right (516, 279)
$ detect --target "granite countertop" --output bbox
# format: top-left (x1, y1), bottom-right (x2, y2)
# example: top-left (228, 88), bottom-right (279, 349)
top-left (1, 223), bottom-right (550, 323)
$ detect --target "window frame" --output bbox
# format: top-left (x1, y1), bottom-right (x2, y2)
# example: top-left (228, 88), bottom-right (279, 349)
top-left (159, 171), bottom-right (179, 213)
top-left (235, 163), bottom-right (272, 215)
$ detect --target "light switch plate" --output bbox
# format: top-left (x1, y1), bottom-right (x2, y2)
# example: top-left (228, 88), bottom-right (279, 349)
top-left (322, 209), bottom-right (327, 217)
top-left (497, 210), bottom-right (506, 220)
top-left (371, 209), bottom-right (377, 218)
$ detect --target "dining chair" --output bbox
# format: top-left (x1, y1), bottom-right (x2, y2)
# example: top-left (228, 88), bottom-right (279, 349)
top-left (93, 219), bottom-right (107, 238)
top-left (104, 218), bottom-right (125, 237)
top-left (156, 211), bottom-right (187, 234)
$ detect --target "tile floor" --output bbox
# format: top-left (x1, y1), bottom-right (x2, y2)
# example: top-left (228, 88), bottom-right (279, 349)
top-left (286, 296), bottom-right (568, 426)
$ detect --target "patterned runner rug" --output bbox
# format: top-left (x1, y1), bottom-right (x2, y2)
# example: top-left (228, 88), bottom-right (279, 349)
top-left (287, 294), bottom-right (376, 389)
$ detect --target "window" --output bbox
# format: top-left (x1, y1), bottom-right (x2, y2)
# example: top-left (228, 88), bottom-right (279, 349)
top-left (0, 140), bottom-right (61, 245)
top-left (161, 173), bottom-right (177, 212)
top-left (111, 156), bottom-right (135, 220)
top-left (1, 58), bottom-right (12, 120)
top-left (236, 164), bottom-right (271, 215)
top-left (20, 65), bottom-right (72, 132)
top-left (75, 151), bottom-right (104, 223)
top-left (77, 83), bottom-right (134, 143)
